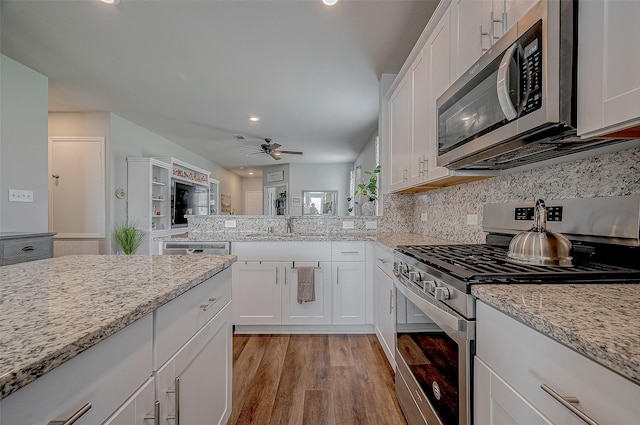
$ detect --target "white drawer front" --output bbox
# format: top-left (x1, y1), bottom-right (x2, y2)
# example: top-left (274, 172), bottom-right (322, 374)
top-left (154, 268), bottom-right (232, 368)
top-left (332, 241), bottom-right (366, 262)
top-left (373, 242), bottom-right (394, 277)
top-left (1, 314), bottom-right (152, 425)
top-left (477, 301), bottom-right (640, 425)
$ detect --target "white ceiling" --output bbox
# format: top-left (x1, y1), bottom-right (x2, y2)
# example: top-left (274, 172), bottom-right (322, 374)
top-left (0, 0), bottom-right (437, 177)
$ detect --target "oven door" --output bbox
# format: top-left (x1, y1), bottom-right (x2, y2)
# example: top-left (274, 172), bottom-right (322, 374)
top-left (395, 277), bottom-right (474, 425)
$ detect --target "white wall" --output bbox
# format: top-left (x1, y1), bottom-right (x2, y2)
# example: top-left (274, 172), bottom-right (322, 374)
top-left (288, 163), bottom-right (353, 216)
top-left (0, 55), bottom-right (49, 233)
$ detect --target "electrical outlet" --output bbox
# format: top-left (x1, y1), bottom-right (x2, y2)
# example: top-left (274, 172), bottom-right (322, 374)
top-left (9, 189), bottom-right (33, 203)
top-left (224, 220), bottom-right (237, 228)
top-left (466, 214), bottom-right (479, 225)
top-left (365, 221), bottom-right (377, 230)
top-left (342, 221), bottom-right (355, 229)
top-left (421, 212), bottom-right (428, 222)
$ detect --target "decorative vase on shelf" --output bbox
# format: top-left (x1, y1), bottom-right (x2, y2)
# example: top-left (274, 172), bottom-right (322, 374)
top-left (361, 199), bottom-right (375, 216)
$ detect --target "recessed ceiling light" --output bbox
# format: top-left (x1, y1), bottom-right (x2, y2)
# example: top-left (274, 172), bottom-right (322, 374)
top-left (249, 115), bottom-right (260, 122)
top-left (100, 0), bottom-right (120, 5)
top-left (249, 172), bottom-right (254, 175)
top-left (323, 0), bottom-right (338, 6)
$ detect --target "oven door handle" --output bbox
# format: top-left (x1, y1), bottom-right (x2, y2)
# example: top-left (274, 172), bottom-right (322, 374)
top-left (395, 278), bottom-right (467, 332)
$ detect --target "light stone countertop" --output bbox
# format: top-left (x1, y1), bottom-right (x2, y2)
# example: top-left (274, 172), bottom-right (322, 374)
top-left (168, 231), bottom-right (457, 250)
top-left (472, 284), bottom-right (640, 386)
top-left (0, 254), bottom-right (236, 400)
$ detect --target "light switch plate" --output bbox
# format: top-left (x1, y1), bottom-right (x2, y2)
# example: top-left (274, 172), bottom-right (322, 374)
top-left (466, 214), bottom-right (479, 225)
top-left (342, 221), bottom-right (355, 229)
top-left (365, 221), bottom-right (377, 229)
top-left (224, 220), bottom-right (237, 228)
top-left (9, 189), bottom-right (33, 203)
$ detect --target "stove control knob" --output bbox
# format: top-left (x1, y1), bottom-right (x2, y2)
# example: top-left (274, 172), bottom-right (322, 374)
top-left (408, 271), bottom-right (422, 282)
top-left (424, 280), bottom-right (437, 293)
top-left (397, 263), bottom-right (409, 274)
top-left (434, 287), bottom-right (451, 301)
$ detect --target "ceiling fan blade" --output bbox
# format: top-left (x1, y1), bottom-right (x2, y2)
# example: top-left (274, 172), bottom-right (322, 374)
top-left (275, 150), bottom-right (304, 155)
top-left (269, 143), bottom-right (281, 151)
top-left (269, 151), bottom-right (282, 160)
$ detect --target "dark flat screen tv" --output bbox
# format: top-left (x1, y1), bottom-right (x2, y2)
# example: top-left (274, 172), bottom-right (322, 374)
top-left (172, 181), bottom-right (208, 228)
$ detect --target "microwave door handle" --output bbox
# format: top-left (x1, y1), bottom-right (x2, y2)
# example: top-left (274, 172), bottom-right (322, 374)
top-left (497, 42), bottom-right (519, 121)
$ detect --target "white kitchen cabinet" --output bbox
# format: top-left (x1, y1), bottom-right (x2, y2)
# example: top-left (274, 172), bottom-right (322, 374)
top-left (578, 0), bottom-right (640, 138)
top-left (232, 261), bottom-right (282, 325)
top-left (388, 74), bottom-right (412, 192)
top-left (282, 261), bottom-right (332, 325)
top-left (475, 358), bottom-right (552, 425)
top-left (450, 0), bottom-right (493, 82)
top-left (127, 157), bottom-right (171, 254)
top-left (373, 243), bottom-right (395, 368)
top-left (475, 301), bottom-right (640, 425)
top-left (332, 242), bottom-right (367, 325)
top-left (408, 48), bottom-right (430, 186)
top-left (156, 303), bottom-right (232, 425)
top-left (0, 314), bottom-right (153, 425)
top-left (102, 377), bottom-right (157, 425)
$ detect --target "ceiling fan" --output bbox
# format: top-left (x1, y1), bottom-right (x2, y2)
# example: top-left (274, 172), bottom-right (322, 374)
top-left (246, 138), bottom-right (304, 161)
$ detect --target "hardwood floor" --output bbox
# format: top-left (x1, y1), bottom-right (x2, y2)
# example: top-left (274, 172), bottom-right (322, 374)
top-left (228, 334), bottom-right (408, 425)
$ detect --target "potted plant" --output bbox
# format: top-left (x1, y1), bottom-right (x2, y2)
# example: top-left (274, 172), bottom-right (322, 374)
top-left (355, 165), bottom-right (381, 201)
top-left (113, 220), bottom-right (145, 254)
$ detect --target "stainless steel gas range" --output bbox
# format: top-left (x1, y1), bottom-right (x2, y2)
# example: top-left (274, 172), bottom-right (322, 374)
top-left (392, 196), bottom-right (640, 425)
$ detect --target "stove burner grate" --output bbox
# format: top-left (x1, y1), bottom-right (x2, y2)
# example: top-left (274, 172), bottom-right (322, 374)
top-left (397, 244), bottom-right (640, 283)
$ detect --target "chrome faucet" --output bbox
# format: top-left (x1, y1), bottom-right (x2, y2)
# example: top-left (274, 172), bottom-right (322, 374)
top-left (286, 217), bottom-right (293, 233)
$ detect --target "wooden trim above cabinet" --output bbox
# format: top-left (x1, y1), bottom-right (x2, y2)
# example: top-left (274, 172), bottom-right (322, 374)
top-left (394, 175), bottom-right (493, 194)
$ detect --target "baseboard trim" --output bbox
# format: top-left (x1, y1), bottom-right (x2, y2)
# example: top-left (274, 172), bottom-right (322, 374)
top-left (233, 324), bottom-right (375, 334)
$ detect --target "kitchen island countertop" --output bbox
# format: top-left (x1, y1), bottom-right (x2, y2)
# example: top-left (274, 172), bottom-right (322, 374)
top-left (472, 283), bottom-right (640, 386)
top-left (0, 254), bottom-right (236, 400)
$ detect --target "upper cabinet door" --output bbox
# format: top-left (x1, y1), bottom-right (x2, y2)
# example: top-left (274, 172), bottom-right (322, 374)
top-left (409, 49), bottom-right (430, 186)
top-left (450, 0), bottom-right (493, 82)
top-left (388, 75), bottom-right (412, 192)
top-left (578, 0), bottom-right (640, 137)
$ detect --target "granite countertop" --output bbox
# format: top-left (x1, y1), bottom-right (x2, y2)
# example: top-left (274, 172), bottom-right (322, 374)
top-left (167, 231), bottom-right (457, 250)
top-left (472, 284), bottom-right (640, 386)
top-left (0, 254), bottom-right (236, 400)
top-left (0, 232), bottom-right (57, 240)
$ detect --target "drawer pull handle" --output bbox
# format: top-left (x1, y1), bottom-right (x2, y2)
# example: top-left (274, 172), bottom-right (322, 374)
top-left (143, 401), bottom-right (160, 425)
top-left (199, 297), bottom-right (218, 312)
top-left (21, 246), bottom-right (35, 252)
top-left (541, 384), bottom-right (599, 425)
top-left (341, 251), bottom-right (359, 254)
top-left (377, 257), bottom-right (388, 264)
top-left (48, 403), bottom-right (92, 425)
top-left (166, 377), bottom-right (180, 424)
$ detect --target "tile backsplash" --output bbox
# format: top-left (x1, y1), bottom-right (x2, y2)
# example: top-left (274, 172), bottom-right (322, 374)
top-left (380, 145), bottom-right (640, 243)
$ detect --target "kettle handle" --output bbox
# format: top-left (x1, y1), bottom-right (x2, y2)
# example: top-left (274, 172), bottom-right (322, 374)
top-left (534, 199), bottom-right (547, 233)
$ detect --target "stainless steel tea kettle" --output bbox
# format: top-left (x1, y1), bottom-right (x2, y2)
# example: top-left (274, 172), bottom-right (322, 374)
top-left (507, 199), bottom-right (573, 266)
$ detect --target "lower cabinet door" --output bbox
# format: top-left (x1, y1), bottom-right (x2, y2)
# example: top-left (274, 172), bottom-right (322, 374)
top-left (475, 357), bottom-right (553, 425)
top-left (103, 377), bottom-right (156, 425)
top-left (232, 261), bottom-right (281, 325)
top-left (332, 261), bottom-right (366, 325)
top-left (373, 265), bottom-right (395, 367)
top-left (156, 303), bottom-right (232, 425)
top-left (282, 261), bottom-right (332, 325)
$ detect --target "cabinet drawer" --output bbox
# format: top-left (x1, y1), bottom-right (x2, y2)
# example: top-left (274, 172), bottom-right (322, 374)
top-left (1, 237), bottom-right (52, 265)
top-left (154, 267), bottom-right (232, 368)
top-left (0, 314), bottom-right (152, 425)
top-left (332, 242), bottom-right (366, 262)
top-left (477, 301), bottom-right (640, 425)
top-left (373, 242), bottom-right (394, 277)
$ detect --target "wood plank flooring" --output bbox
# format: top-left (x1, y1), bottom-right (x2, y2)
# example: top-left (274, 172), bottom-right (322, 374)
top-left (228, 334), bottom-right (408, 425)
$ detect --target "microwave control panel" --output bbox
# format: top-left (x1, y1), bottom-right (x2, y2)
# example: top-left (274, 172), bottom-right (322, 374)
top-left (519, 20), bottom-right (543, 117)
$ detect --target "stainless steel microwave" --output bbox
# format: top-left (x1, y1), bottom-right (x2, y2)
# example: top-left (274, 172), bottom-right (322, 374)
top-left (436, 0), bottom-right (626, 170)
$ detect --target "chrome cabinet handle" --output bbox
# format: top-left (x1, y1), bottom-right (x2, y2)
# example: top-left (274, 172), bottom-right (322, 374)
top-left (336, 267), bottom-right (340, 284)
top-left (48, 403), bottom-right (92, 425)
top-left (481, 25), bottom-right (491, 51)
top-left (21, 246), bottom-right (35, 252)
top-left (166, 377), bottom-right (180, 425)
top-left (199, 297), bottom-right (218, 311)
top-left (541, 384), bottom-right (599, 425)
top-left (341, 251), bottom-right (360, 254)
top-left (284, 267), bottom-right (288, 285)
top-left (143, 401), bottom-right (160, 425)
top-left (275, 267), bottom-right (279, 285)
top-left (389, 289), bottom-right (394, 314)
top-left (377, 257), bottom-right (388, 264)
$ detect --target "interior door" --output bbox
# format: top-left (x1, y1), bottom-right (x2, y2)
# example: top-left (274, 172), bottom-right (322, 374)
top-left (48, 137), bottom-right (105, 238)
top-left (245, 190), bottom-right (263, 215)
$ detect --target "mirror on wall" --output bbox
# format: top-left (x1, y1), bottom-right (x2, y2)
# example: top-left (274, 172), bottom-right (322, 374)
top-left (264, 184), bottom-right (287, 215)
top-left (302, 190), bottom-right (338, 216)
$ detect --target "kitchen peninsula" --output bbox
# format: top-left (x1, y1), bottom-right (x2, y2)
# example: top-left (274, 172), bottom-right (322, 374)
top-left (0, 254), bottom-right (235, 425)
